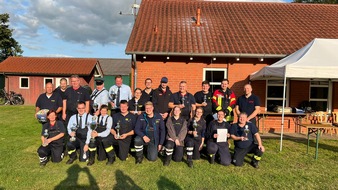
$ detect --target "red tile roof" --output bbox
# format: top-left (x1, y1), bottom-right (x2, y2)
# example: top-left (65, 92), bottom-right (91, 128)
top-left (0, 57), bottom-right (100, 75)
top-left (126, 1), bottom-right (338, 58)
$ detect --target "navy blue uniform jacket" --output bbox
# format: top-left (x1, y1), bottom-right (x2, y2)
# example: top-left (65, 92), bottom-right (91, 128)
top-left (134, 112), bottom-right (166, 146)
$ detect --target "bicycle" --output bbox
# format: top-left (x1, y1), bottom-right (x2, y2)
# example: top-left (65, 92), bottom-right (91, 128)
top-left (0, 88), bottom-right (25, 105)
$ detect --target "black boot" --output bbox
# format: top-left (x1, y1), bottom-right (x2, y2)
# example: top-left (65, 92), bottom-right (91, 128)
top-left (87, 158), bottom-right (95, 166)
top-left (66, 155), bottom-right (77, 164)
top-left (39, 156), bottom-right (49, 167)
top-left (135, 156), bottom-right (143, 164)
top-left (209, 154), bottom-right (215, 164)
top-left (251, 160), bottom-right (259, 168)
top-left (163, 155), bottom-right (172, 166)
top-left (106, 156), bottom-right (115, 165)
top-left (188, 160), bottom-right (193, 168)
top-left (40, 160), bottom-right (48, 167)
top-left (87, 150), bottom-right (96, 166)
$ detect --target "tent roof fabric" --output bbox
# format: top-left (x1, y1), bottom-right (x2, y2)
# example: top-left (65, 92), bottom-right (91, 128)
top-left (250, 38), bottom-right (338, 80)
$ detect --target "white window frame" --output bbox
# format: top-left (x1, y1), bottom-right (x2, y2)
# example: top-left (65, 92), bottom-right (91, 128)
top-left (265, 79), bottom-right (289, 111)
top-left (309, 80), bottom-right (331, 112)
top-left (44, 77), bottom-right (54, 88)
top-left (19, 77), bottom-right (29, 89)
top-left (202, 68), bottom-right (227, 86)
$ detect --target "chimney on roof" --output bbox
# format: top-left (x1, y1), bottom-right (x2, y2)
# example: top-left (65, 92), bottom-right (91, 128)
top-left (154, 25), bottom-right (158, 34)
top-left (196, 8), bottom-right (201, 26)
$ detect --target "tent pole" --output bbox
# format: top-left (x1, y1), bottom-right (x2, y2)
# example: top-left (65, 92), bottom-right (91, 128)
top-left (280, 71), bottom-right (287, 151)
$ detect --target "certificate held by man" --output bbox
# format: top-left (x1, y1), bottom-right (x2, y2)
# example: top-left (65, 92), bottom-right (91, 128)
top-left (217, 129), bottom-right (228, 142)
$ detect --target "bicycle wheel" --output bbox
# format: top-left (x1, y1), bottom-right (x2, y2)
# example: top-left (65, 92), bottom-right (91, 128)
top-left (18, 97), bottom-right (24, 105)
top-left (13, 97), bottom-right (24, 105)
top-left (0, 95), bottom-right (6, 105)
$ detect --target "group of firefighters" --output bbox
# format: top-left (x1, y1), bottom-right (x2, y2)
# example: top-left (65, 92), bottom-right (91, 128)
top-left (35, 75), bottom-right (264, 168)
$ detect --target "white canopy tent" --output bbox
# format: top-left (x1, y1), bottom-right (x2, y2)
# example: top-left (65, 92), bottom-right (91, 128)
top-left (250, 38), bottom-right (338, 151)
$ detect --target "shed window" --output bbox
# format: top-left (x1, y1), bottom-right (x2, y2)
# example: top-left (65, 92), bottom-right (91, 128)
top-left (20, 77), bottom-right (29, 89)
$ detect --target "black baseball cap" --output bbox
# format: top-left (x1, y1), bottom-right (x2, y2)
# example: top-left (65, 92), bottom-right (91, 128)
top-left (161, 77), bottom-right (168, 83)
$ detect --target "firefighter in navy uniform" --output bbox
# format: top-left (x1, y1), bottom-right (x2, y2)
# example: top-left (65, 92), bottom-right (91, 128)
top-left (37, 110), bottom-right (65, 166)
top-left (142, 78), bottom-right (154, 102)
top-left (35, 82), bottom-right (63, 122)
top-left (205, 110), bottom-right (232, 166)
top-left (212, 79), bottom-right (236, 123)
top-left (168, 81), bottom-right (196, 121)
top-left (62, 75), bottom-right (91, 125)
top-left (66, 101), bottom-right (93, 164)
top-left (111, 100), bottom-right (137, 161)
top-left (194, 80), bottom-right (213, 126)
top-left (185, 107), bottom-right (206, 168)
top-left (128, 88), bottom-right (147, 115)
top-left (87, 105), bottom-right (115, 166)
top-left (163, 106), bottom-right (188, 166)
top-left (152, 77), bottom-right (172, 121)
top-left (230, 112), bottom-right (265, 168)
top-left (134, 101), bottom-right (166, 164)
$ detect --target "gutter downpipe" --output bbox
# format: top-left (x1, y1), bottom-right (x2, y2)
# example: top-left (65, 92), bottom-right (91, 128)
top-left (132, 54), bottom-right (137, 90)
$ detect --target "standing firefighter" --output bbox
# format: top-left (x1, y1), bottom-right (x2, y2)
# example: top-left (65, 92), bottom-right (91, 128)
top-left (212, 79), bottom-right (236, 123)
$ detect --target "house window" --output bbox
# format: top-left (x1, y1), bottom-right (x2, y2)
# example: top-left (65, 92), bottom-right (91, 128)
top-left (20, 77), bottom-right (29, 89)
top-left (266, 80), bottom-right (287, 111)
top-left (310, 81), bottom-right (329, 111)
top-left (44, 78), bottom-right (53, 88)
top-left (203, 68), bottom-right (227, 92)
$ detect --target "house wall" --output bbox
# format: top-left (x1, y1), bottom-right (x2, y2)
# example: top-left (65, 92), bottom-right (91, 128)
top-left (5, 75), bottom-right (93, 105)
top-left (289, 80), bottom-right (310, 108)
top-left (132, 57), bottom-right (268, 96)
top-left (131, 56), bottom-right (338, 133)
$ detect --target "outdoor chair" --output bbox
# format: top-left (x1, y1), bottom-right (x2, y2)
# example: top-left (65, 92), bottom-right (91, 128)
top-left (332, 112), bottom-right (338, 136)
top-left (314, 111), bottom-right (333, 136)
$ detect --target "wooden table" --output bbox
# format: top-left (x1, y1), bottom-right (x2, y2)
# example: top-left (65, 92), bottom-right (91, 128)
top-left (300, 124), bottom-right (336, 159)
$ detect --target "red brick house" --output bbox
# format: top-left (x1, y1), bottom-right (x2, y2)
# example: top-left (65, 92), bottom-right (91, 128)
top-left (0, 57), bottom-right (103, 105)
top-left (125, 0), bottom-right (338, 132)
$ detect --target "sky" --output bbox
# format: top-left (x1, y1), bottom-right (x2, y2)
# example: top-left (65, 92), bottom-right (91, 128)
top-left (1, 0), bottom-right (287, 59)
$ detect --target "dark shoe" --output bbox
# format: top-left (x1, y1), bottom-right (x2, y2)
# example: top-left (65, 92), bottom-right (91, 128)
top-left (135, 157), bottom-right (143, 164)
top-left (163, 160), bottom-right (170, 166)
top-left (163, 155), bottom-right (172, 166)
top-left (188, 161), bottom-right (193, 168)
top-left (209, 155), bottom-right (215, 164)
top-left (66, 155), bottom-right (77, 165)
top-left (251, 160), bottom-right (259, 168)
top-left (40, 161), bottom-right (47, 167)
top-left (87, 159), bottom-right (95, 166)
top-left (106, 157), bottom-right (115, 165)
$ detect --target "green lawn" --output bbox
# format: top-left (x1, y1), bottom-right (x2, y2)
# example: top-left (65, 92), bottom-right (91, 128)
top-left (0, 106), bottom-right (337, 190)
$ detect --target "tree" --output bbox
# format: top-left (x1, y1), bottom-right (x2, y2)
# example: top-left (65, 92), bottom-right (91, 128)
top-left (293, 0), bottom-right (338, 3)
top-left (0, 13), bottom-right (23, 62)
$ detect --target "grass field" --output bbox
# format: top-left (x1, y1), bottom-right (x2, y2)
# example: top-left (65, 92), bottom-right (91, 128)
top-left (0, 106), bottom-right (337, 190)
